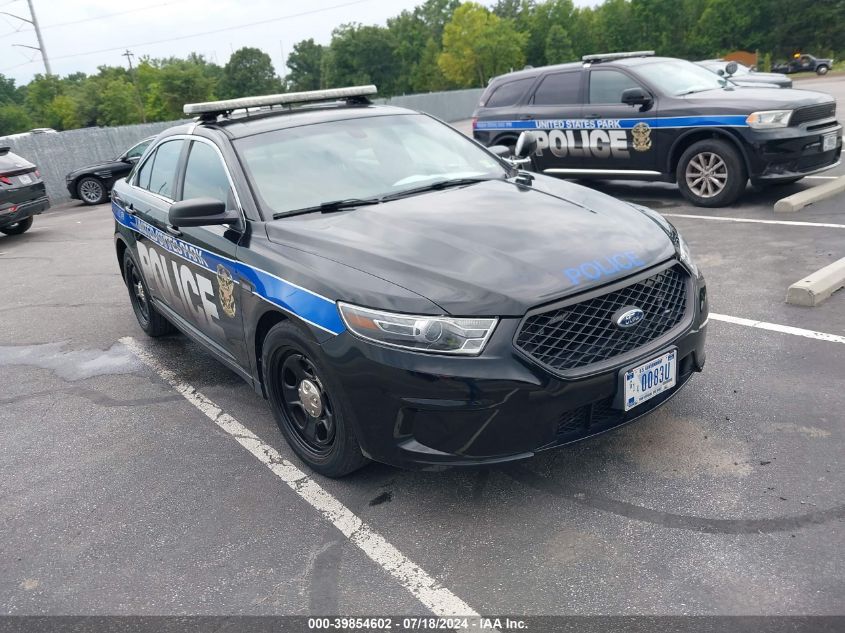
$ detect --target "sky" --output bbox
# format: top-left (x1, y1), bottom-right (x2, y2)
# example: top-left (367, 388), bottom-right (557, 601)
top-left (0, 0), bottom-right (598, 86)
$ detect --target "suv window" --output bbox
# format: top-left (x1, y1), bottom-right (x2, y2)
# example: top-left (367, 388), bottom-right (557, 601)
top-left (532, 72), bottom-right (581, 105)
top-left (589, 70), bottom-right (642, 104)
top-left (138, 139), bottom-right (182, 198)
top-left (485, 77), bottom-right (534, 108)
top-left (182, 141), bottom-right (231, 204)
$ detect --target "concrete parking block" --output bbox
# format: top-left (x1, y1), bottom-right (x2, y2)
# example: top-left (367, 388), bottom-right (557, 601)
top-left (786, 256), bottom-right (845, 306)
top-left (774, 175), bottom-right (845, 213)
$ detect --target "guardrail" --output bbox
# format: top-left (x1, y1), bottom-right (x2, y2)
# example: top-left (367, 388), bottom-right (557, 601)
top-left (1, 88), bottom-right (484, 205)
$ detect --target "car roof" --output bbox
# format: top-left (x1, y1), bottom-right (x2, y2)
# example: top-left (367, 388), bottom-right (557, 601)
top-left (170, 103), bottom-right (417, 140)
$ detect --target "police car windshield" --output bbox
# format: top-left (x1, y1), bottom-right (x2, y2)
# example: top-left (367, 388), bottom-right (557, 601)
top-left (235, 113), bottom-right (507, 218)
top-left (638, 59), bottom-right (732, 96)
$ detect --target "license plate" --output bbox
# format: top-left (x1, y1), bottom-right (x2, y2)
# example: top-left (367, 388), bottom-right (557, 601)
top-left (17, 174), bottom-right (32, 184)
top-left (823, 133), bottom-right (837, 152)
top-left (623, 350), bottom-right (677, 411)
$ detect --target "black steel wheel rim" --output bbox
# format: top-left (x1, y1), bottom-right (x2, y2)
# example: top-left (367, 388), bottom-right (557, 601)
top-left (128, 261), bottom-right (150, 322)
top-left (279, 352), bottom-right (336, 456)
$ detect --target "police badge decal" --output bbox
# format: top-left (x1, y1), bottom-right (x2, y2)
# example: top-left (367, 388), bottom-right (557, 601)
top-left (631, 122), bottom-right (652, 152)
top-left (216, 265), bottom-right (236, 318)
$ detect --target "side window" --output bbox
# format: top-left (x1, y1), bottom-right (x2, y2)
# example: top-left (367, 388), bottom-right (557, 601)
top-left (143, 140), bottom-right (183, 198)
top-left (484, 77), bottom-right (534, 108)
top-left (532, 72), bottom-right (581, 105)
top-left (589, 70), bottom-right (642, 104)
top-left (182, 141), bottom-right (232, 205)
top-left (125, 139), bottom-right (151, 160)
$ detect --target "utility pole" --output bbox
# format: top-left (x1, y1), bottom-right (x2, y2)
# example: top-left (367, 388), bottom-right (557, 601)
top-left (2, 0), bottom-right (51, 75)
top-left (122, 49), bottom-right (147, 123)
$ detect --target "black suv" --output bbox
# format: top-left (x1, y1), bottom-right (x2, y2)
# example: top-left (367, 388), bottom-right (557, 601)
top-left (473, 52), bottom-right (842, 207)
top-left (0, 146), bottom-right (49, 235)
top-left (113, 87), bottom-right (707, 476)
top-left (66, 137), bottom-right (154, 205)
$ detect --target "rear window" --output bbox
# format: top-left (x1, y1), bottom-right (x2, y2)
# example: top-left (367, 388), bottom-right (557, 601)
top-left (483, 77), bottom-right (534, 108)
top-left (532, 72), bottom-right (581, 105)
top-left (0, 151), bottom-right (34, 173)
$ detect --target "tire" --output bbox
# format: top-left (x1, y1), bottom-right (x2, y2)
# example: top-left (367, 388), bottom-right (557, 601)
top-left (123, 249), bottom-right (174, 337)
top-left (262, 320), bottom-right (369, 477)
top-left (816, 65), bottom-right (829, 76)
top-left (676, 139), bottom-right (747, 207)
top-left (0, 216), bottom-right (33, 235)
top-left (77, 176), bottom-right (108, 205)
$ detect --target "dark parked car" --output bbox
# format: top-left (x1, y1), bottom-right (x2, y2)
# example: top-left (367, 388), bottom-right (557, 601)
top-left (112, 86), bottom-right (707, 477)
top-left (773, 54), bottom-right (834, 75)
top-left (0, 146), bottom-right (49, 235)
top-left (66, 136), bottom-right (153, 205)
top-left (472, 51), bottom-right (842, 207)
top-left (697, 60), bottom-right (793, 89)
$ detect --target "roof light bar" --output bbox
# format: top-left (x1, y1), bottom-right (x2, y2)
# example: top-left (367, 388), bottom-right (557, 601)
top-left (184, 85), bottom-right (378, 116)
top-left (582, 51), bottom-right (655, 63)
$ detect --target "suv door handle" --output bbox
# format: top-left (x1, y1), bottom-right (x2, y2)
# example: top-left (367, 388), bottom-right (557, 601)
top-left (125, 202), bottom-right (135, 214)
top-left (519, 114), bottom-right (533, 120)
top-left (166, 225), bottom-right (182, 237)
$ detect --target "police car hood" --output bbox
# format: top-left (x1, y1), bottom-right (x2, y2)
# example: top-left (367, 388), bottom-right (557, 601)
top-left (682, 86), bottom-right (832, 110)
top-left (265, 177), bottom-right (676, 316)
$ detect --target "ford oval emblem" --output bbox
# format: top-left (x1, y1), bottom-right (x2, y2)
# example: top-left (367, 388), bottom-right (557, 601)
top-left (614, 307), bottom-right (645, 329)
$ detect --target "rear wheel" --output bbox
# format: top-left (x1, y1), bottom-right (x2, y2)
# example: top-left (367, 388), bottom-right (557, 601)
top-left (77, 177), bottom-right (108, 205)
top-left (262, 321), bottom-right (369, 477)
top-left (123, 250), bottom-right (174, 337)
top-left (0, 216), bottom-right (33, 235)
top-left (676, 139), bottom-right (746, 207)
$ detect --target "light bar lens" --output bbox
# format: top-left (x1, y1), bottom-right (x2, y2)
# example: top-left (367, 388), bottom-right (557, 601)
top-left (184, 85), bottom-right (378, 115)
top-left (338, 303), bottom-right (497, 355)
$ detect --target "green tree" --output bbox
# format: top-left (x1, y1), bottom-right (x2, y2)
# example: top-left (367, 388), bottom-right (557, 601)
top-left (0, 104), bottom-right (32, 136)
top-left (285, 39), bottom-right (324, 91)
top-left (0, 74), bottom-right (21, 105)
top-left (218, 47), bottom-right (280, 99)
top-left (48, 95), bottom-right (82, 130)
top-left (23, 74), bottom-right (63, 127)
top-left (544, 23), bottom-right (574, 64)
top-left (97, 78), bottom-right (142, 126)
top-left (322, 24), bottom-right (399, 95)
top-left (438, 3), bottom-right (527, 87)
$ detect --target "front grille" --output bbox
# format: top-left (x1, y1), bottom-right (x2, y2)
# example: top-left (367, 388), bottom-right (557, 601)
top-left (515, 264), bottom-right (688, 373)
top-left (792, 103), bottom-right (836, 125)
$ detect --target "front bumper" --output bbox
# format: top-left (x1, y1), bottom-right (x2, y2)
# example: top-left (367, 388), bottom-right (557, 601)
top-left (0, 196), bottom-right (50, 228)
top-left (744, 121), bottom-right (842, 182)
top-left (318, 270), bottom-right (708, 470)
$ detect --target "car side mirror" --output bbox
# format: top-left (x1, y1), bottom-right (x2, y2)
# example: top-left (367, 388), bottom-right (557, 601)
top-left (621, 87), bottom-right (652, 107)
top-left (169, 197), bottom-right (239, 228)
top-left (488, 144), bottom-right (512, 158)
top-left (725, 61), bottom-right (738, 76)
top-left (514, 131), bottom-right (537, 158)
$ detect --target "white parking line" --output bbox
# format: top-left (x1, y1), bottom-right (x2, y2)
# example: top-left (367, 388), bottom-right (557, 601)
top-left (710, 313), bottom-right (845, 344)
top-left (120, 336), bottom-right (479, 618)
top-left (663, 213), bottom-right (845, 229)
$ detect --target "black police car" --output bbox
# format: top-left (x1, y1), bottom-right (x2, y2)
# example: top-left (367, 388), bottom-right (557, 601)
top-left (113, 86), bottom-right (707, 476)
top-left (0, 146), bottom-right (49, 235)
top-left (473, 52), bottom-right (842, 207)
top-left (66, 136), bottom-right (154, 205)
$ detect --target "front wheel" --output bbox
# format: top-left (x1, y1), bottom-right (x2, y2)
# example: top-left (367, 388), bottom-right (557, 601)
top-left (262, 321), bottom-right (369, 477)
top-left (77, 177), bottom-right (108, 205)
top-left (0, 216), bottom-right (33, 235)
top-left (816, 65), bottom-right (829, 75)
top-left (676, 139), bottom-right (747, 207)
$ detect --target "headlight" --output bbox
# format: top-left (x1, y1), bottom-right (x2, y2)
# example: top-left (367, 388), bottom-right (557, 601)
top-left (338, 302), bottom-right (497, 355)
top-left (746, 110), bottom-right (792, 128)
top-left (677, 233), bottom-right (699, 277)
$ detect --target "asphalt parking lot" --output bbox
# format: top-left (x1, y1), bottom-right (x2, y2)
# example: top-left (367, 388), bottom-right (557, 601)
top-left (2, 81), bottom-right (844, 620)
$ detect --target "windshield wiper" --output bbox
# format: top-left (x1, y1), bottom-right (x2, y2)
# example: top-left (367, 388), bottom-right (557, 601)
top-left (273, 197), bottom-right (381, 219)
top-left (380, 177), bottom-right (495, 202)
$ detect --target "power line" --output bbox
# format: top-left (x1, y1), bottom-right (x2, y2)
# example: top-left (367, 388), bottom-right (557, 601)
top-left (1, 0), bottom-right (374, 71)
top-left (1, 0), bottom-right (50, 74)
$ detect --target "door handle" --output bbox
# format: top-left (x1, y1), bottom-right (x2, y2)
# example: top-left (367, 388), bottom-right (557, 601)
top-left (166, 225), bottom-right (182, 237)
top-left (584, 113), bottom-right (601, 119)
top-left (124, 202), bottom-right (136, 214)
top-left (519, 114), bottom-right (533, 120)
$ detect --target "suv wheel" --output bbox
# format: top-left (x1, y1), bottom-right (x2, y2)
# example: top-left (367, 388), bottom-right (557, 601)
top-left (77, 177), bottom-right (107, 205)
top-left (262, 321), bottom-right (369, 477)
top-left (123, 250), bottom-right (174, 337)
top-left (0, 216), bottom-right (33, 235)
top-left (816, 65), bottom-right (829, 75)
top-left (677, 139), bottom-right (746, 207)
